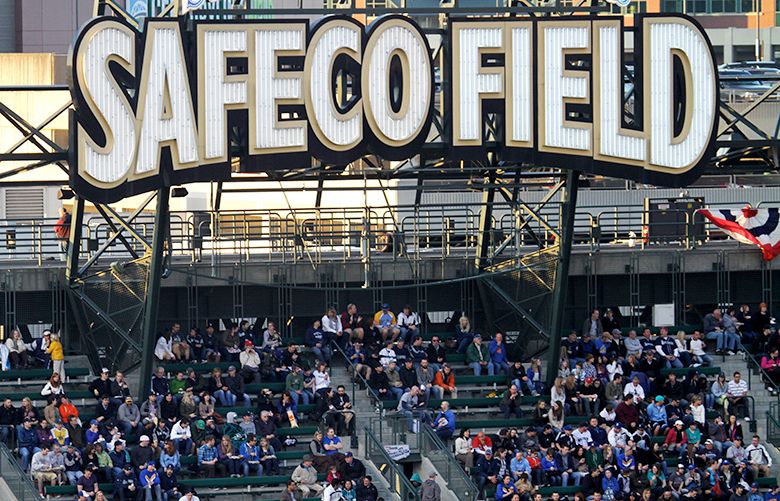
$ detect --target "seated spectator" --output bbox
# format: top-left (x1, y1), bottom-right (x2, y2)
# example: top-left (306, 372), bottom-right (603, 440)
top-left (218, 434), bottom-right (242, 478)
top-left (169, 323), bottom-right (190, 362)
top-left (372, 303), bottom-right (400, 343)
top-left (170, 419), bottom-right (192, 455)
top-left (58, 396), bottom-right (79, 425)
top-left (221, 324), bottom-right (241, 363)
top-left (238, 340), bottom-right (261, 384)
top-left (397, 305), bottom-right (420, 344)
top-left (433, 364), bottom-right (456, 400)
top-left (224, 365), bottom-right (251, 407)
top-left (202, 323), bottom-right (222, 362)
top-left (338, 451), bottom-right (365, 482)
top-left (322, 307), bottom-right (344, 348)
top-left (114, 463), bottom-right (138, 500)
top-left (159, 441), bottom-right (180, 472)
top-left (745, 434), bottom-right (772, 478)
top-left (292, 455), bottom-right (323, 497)
top-left (239, 434), bottom-right (263, 477)
top-left (466, 334), bottom-right (493, 376)
top-left (346, 341), bottom-right (371, 382)
top-left (89, 368), bottom-right (112, 400)
top-left (31, 446), bottom-right (58, 496)
top-left (139, 462), bottom-right (162, 501)
top-left (474, 448), bottom-right (502, 496)
top-left (489, 332), bottom-right (511, 375)
top-left (341, 303), bottom-right (365, 343)
top-left (154, 331), bottom-right (175, 362)
top-left (117, 396), bottom-right (141, 438)
top-left (416, 358), bottom-right (435, 400)
top-left (41, 372), bottom-right (64, 397)
top-left (197, 435), bottom-right (224, 478)
top-left (313, 361), bottom-right (332, 398)
top-left (305, 319), bottom-right (331, 363)
top-left (430, 401), bottom-right (455, 440)
top-left (501, 384), bottom-right (523, 419)
top-left (257, 437), bottom-right (279, 475)
top-left (29, 330), bottom-right (52, 368)
top-left (727, 371), bottom-right (750, 421)
top-left (322, 427), bottom-right (345, 462)
top-left (151, 367), bottom-right (170, 398)
top-left (6, 329), bottom-right (29, 369)
top-left (77, 465), bottom-right (99, 500)
top-left (111, 371), bottom-right (132, 403)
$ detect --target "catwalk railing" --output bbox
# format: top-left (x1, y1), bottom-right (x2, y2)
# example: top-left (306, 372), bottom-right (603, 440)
top-left (0, 200), bottom-right (768, 265)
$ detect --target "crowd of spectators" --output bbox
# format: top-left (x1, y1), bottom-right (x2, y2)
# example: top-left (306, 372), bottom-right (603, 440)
top-left (4, 301), bottom-right (780, 501)
top-left (445, 307), bottom-right (780, 501)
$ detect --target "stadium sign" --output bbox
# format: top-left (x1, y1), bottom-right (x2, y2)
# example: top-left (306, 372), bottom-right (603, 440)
top-left (69, 14), bottom-right (717, 203)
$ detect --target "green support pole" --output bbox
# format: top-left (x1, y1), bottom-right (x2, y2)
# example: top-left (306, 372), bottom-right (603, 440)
top-left (475, 175), bottom-right (497, 334)
top-left (138, 188), bottom-right (169, 400)
top-left (546, 170), bottom-right (579, 389)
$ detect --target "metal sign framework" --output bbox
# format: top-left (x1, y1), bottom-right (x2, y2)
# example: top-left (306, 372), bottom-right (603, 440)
top-left (0, 0), bottom-right (779, 391)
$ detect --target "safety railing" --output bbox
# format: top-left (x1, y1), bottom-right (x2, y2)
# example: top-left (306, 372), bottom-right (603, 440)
top-left (0, 200), bottom-right (772, 265)
top-left (738, 343), bottom-right (780, 432)
top-left (768, 401), bottom-right (780, 448)
top-left (330, 340), bottom-right (383, 415)
top-left (0, 442), bottom-right (44, 501)
top-left (366, 411), bottom-right (477, 501)
top-left (363, 425), bottom-right (421, 501)
top-left (420, 423), bottom-right (479, 501)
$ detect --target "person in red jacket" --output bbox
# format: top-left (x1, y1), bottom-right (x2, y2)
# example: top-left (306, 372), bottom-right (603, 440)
top-left (663, 420), bottom-right (688, 453)
top-left (54, 207), bottom-right (71, 260)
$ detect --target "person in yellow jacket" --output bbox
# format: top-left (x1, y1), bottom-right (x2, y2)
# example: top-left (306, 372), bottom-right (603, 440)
top-left (46, 333), bottom-right (65, 380)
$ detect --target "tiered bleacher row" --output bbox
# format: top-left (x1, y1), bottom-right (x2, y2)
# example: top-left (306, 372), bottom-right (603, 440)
top-left (0, 304), bottom-right (779, 501)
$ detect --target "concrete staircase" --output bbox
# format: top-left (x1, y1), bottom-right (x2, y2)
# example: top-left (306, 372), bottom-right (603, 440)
top-left (716, 353), bottom-right (780, 472)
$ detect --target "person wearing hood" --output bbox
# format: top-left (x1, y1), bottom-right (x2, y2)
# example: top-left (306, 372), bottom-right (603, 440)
top-left (420, 472), bottom-right (441, 501)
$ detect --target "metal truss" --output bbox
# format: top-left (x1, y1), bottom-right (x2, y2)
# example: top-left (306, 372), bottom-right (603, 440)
top-left (0, 0), bottom-right (772, 389)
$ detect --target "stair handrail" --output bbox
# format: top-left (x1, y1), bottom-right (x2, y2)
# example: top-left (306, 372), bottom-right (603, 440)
top-left (420, 422), bottom-right (479, 501)
top-left (0, 442), bottom-right (44, 501)
top-left (363, 425), bottom-right (421, 501)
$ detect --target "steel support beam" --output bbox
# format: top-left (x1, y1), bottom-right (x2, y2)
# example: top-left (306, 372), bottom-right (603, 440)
top-left (475, 174), bottom-right (497, 333)
top-left (138, 188), bottom-right (169, 401)
top-left (546, 170), bottom-right (579, 389)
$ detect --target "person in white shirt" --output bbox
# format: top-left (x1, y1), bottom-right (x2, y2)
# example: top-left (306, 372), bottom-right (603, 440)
top-left (170, 419), bottom-right (193, 455)
top-left (572, 424), bottom-right (592, 448)
top-left (744, 434), bottom-right (772, 477)
top-left (178, 492), bottom-right (200, 501)
top-left (688, 330), bottom-right (713, 366)
top-left (379, 340), bottom-right (397, 367)
top-left (321, 307), bottom-right (343, 347)
top-left (321, 479), bottom-right (343, 501)
top-left (313, 362), bottom-right (331, 399)
top-left (623, 377), bottom-right (645, 404)
top-left (397, 305), bottom-right (420, 344)
top-left (154, 332), bottom-right (175, 361)
top-left (726, 371), bottom-right (750, 421)
top-left (690, 397), bottom-right (705, 426)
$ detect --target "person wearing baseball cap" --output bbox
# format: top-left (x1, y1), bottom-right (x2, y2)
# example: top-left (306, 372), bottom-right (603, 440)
top-left (474, 447), bottom-right (502, 498)
top-left (420, 471), bottom-right (441, 501)
top-left (239, 338), bottom-right (261, 383)
top-left (372, 304), bottom-right (400, 343)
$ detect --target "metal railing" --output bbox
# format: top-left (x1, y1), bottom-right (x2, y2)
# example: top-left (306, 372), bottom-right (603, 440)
top-left (0, 200), bottom-right (767, 265)
top-left (768, 401), bottom-right (780, 447)
top-left (363, 425), bottom-right (421, 501)
top-left (420, 425), bottom-right (479, 501)
top-left (330, 340), bottom-right (383, 414)
top-left (0, 442), bottom-right (43, 501)
top-left (367, 412), bottom-right (478, 501)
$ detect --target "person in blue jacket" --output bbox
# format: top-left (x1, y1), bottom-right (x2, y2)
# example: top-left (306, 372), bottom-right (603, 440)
top-left (601, 467), bottom-right (621, 499)
top-left (495, 474), bottom-right (518, 500)
top-left (430, 401), bottom-right (456, 440)
top-left (473, 448), bottom-right (501, 499)
top-left (488, 333), bottom-right (510, 376)
top-left (541, 449), bottom-right (562, 486)
top-left (139, 461), bottom-right (163, 501)
top-left (239, 434), bottom-right (263, 478)
top-left (17, 418), bottom-right (40, 471)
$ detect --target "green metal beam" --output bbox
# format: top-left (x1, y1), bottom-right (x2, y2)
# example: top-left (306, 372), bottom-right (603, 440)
top-left (546, 170), bottom-right (579, 389)
top-left (138, 188), bottom-right (169, 401)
